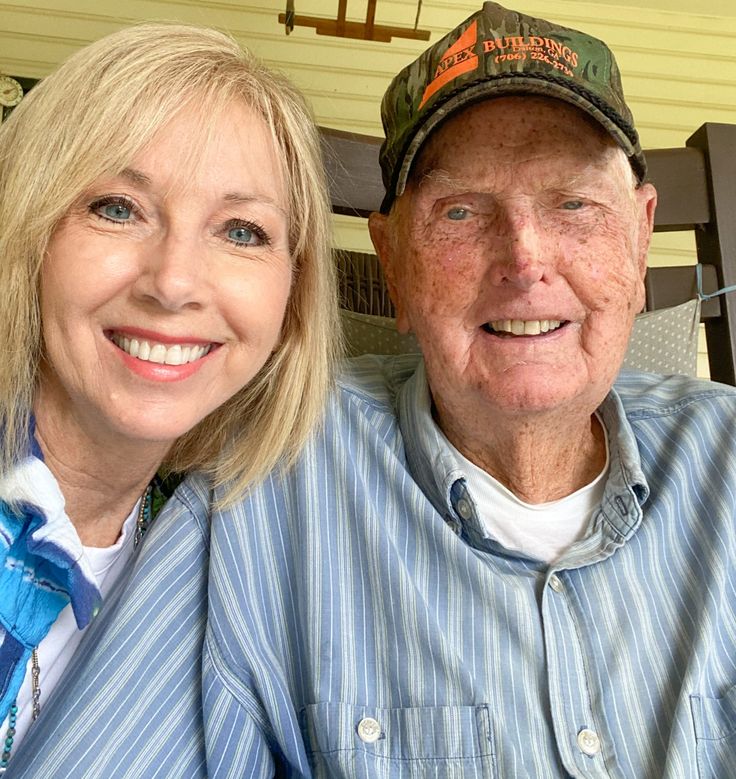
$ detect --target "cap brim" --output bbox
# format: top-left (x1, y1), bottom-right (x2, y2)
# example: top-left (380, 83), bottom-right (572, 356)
top-left (384, 76), bottom-right (644, 212)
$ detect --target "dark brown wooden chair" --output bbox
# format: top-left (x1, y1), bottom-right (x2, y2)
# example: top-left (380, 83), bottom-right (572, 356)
top-left (320, 123), bottom-right (736, 386)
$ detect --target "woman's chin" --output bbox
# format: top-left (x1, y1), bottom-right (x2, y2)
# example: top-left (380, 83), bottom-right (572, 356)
top-left (95, 407), bottom-right (209, 451)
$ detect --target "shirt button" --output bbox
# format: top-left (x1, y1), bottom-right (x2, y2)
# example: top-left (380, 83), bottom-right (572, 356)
top-left (456, 498), bottom-right (472, 519)
top-left (549, 574), bottom-right (563, 593)
top-left (357, 717), bottom-right (382, 744)
top-left (577, 728), bottom-right (601, 756)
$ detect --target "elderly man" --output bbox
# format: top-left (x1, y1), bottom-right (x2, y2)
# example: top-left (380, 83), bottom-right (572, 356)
top-left (11, 3), bottom-right (736, 779)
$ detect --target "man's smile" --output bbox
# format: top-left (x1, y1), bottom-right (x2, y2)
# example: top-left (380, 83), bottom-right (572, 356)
top-left (483, 319), bottom-right (566, 336)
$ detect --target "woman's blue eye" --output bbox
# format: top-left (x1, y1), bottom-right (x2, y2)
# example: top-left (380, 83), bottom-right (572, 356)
top-left (103, 203), bottom-right (132, 220)
top-left (447, 207), bottom-right (468, 220)
top-left (91, 197), bottom-right (135, 223)
top-left (225, 221), bottom-right (268, 247)
top-left (228, 226), bottom-right (256, 244)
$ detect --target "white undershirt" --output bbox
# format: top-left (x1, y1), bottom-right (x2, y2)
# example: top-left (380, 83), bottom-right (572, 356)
top-left (1, 498), bottom-right (140, 753)
top-left (442, 416), bottom-right (609, 563)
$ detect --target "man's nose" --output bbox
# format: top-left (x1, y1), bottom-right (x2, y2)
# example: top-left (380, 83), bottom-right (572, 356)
top-left (489, 209), bottom-right (547, 290)
top-left (134, 233), bottom-right (207, 311)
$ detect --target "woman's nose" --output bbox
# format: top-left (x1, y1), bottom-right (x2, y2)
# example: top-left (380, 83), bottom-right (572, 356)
top-left (134, 233), bottom-right (207, 311)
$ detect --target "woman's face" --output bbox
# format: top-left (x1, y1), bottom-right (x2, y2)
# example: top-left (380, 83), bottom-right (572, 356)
top-left (37, 101), bottom-right (293, 450)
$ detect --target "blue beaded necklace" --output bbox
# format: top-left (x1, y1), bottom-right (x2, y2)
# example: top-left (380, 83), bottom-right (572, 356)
top-left (0, 482), bottom-right (157, 771)
top-left (1, 704), bottom-right (18, 770)
top-left (1, 703), bottom-right (18, 770)
top-left (1, 650), bottom-right (40, 771)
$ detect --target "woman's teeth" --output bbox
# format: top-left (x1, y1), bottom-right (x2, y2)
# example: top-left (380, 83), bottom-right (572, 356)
top-left (488, 319), bottom-right (563, 336)
top-left (111, 334), bottom-right (212, 365)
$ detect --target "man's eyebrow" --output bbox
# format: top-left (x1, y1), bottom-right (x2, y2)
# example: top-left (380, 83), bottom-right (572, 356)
top-left (416, 168), bottom-right (472, 192)
top-left (415, 165), bottom-right (618, 194)
top-left (551, 170), bottom-right (604, 190)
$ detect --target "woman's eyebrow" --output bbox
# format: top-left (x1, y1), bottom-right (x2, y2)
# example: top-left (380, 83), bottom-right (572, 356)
top-left (223, 192), bottom-right (288, 215)
top-left (119, 167), bottom-right (153, 187)
top-left (110, 175), bottom-right (288, 216)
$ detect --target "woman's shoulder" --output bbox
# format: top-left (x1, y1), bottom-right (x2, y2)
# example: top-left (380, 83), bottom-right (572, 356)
top-left (151, 471), bottom-right (212, 546)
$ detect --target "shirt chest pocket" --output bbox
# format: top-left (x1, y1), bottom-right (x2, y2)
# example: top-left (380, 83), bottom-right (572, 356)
top-left (691, 683), bottom-right (736, 778)
top-left (301, 702), bottom-right (496, 778)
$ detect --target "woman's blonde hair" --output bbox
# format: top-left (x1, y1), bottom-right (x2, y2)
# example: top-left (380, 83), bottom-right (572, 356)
top-left (0, 23), bottom-right (340, 502)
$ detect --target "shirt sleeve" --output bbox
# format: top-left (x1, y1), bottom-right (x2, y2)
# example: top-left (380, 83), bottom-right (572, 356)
top-left (7, 476), bottom-right (212, 779)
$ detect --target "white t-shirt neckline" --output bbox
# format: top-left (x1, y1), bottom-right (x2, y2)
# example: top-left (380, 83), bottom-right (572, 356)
top-left (441, 414), bottom-right (610, 564)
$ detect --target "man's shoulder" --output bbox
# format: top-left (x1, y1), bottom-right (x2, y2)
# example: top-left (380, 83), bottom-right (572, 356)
top-left (335, 353), bottom-right (422, 413)
top-left (225, 355), bottom-right (421, 503)
top-left (614, 370), bottom-right (736, 420)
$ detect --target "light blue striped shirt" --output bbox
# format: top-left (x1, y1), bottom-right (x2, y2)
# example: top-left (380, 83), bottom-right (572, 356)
top-left (10, 355), bottom-right (736, 778)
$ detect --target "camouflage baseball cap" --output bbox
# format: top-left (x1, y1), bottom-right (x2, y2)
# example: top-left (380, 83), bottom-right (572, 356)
top-left (379, 1), bottom-right (645, 212)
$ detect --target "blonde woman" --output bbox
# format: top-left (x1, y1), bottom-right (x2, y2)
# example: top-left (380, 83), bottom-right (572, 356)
top-left (0, 22), bottom-right (338, 769)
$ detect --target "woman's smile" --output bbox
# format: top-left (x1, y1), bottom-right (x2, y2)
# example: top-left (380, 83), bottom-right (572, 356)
top-left (106, 330), bottom-right (220, 382)
top-left (111, 335), bottom-right (213, 365)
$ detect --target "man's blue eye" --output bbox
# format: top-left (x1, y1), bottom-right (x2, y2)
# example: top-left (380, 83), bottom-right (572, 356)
top-left (228, 226), bottom-right (256, 244)
top-left (447, 207), bottom-right (468, 220)
top-left (561, 200), bottom-right (584, 210)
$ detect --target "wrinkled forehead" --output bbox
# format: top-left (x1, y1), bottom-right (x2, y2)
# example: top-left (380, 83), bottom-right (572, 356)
top-left (408, 95), bottom-right (629, 189)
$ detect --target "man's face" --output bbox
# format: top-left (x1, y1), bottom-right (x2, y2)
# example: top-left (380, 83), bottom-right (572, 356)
top-left (370, 96), bottom-right (656, 433)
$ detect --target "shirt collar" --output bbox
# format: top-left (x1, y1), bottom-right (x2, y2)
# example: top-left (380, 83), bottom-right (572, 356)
top-left (395, 360), bottom-right (650, 561)
top-left (396, 360), bottom-right (463, 521)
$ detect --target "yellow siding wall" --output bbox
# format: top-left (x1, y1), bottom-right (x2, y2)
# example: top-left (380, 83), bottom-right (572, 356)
top-left (3, 0), bottom-right (736, 374)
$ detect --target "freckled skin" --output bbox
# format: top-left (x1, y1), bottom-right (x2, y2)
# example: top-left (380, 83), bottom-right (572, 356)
top-left (369, 96), bottom-right (657, 501)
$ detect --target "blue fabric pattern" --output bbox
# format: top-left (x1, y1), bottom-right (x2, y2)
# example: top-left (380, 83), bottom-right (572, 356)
top-left (0, 452), bottom-right (101, 721)
top-left (7, 356), bottom-right (736, 778)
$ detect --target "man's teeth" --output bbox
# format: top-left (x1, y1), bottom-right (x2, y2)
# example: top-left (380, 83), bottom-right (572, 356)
top-left (111, 334), bottom-right (212, 365)
top-left (488, 319), bottom-right (563, 336)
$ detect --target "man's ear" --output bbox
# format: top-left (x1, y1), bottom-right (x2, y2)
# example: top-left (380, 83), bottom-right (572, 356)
top-left (368, 211), bottom-right (411, 333)
top-left (635, 182), bottom-right (658, 279)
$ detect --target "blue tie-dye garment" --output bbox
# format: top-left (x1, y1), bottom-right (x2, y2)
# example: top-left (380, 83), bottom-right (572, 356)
top-left (0, 436), bottom-right (100, 721)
